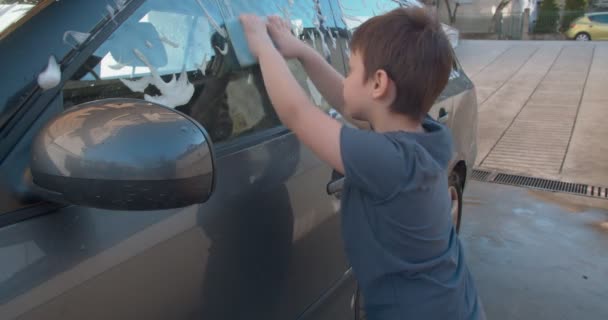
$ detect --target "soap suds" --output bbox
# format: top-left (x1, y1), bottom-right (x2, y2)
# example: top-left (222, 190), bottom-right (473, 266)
top-left (106, 4), bottom-right (116, 19)
top-left (319, 30), bottom-right (330, 58)
top-left (63, 30), bottom-right (90, 49)
top-left (144, 69), bottom-right (194, 108)
top-left (195, 0), bottom-right (227, 38)
top-left (215, 42), bottom-right (229, 55)
top-left (37, 56), bottom-right (61, 91)
top-left (344, 40), bottom-right (351, 58)
top-left (198, 53), bottom-right (209, 75)
top-left (159, 34), bottom-right (179, 48)
top-left (307, 30), bottom-right (317, 50)
top-left (328, 28), bottom-right (337, 49)
top-left (109, 61), bottom-right (127, 70)
top-left (114, 0), bottom-right (127, 10)
top-left (120, 76), bottom-right (150, 92)
top-left (222, 0), bottom-right (235, 18)
top-left (130, 49), bottom-right (195, 108)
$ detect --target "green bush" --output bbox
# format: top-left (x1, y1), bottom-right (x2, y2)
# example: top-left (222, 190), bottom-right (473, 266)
top-left (534, 0), bottom-right (560, 33)
top-left (561, 0), bottom-right (587, 31)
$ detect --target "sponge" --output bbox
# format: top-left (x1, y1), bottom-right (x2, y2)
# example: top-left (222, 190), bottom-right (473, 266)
top-left (224, 17), bottom-right (259, 68)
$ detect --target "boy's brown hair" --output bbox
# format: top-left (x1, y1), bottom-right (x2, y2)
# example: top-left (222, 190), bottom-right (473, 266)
top-left (350, 7), bottom-right (453, 121)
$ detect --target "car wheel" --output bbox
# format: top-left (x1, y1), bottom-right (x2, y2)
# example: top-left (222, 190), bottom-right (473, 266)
top-left (448, 172), bottom-right (463, 233)
top-left (575, 32), bottom-right (591, 41)
top-left (354, 286), bottom-right (366, 320)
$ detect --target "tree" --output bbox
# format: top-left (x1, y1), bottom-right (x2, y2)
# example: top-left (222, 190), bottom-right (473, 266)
top-left (443, 0), bottom-right (460, 25)
top-left (561, 0), bottom-right (587, 31)
top-left (534, 0), bottom-right (560, 33)
top-left (490, 0), bottom-right (511, 33)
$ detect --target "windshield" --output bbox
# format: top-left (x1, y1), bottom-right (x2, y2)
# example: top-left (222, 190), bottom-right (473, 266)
top-left (0, 0), bottom-right (46, 39)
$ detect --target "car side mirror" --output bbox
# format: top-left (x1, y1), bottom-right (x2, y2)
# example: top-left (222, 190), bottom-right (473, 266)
top-left (30, 98), bottom-right (215, 210)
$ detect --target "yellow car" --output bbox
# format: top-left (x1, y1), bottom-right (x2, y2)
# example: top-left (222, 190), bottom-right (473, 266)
top-left (565, 12), bottom-right (608, 41)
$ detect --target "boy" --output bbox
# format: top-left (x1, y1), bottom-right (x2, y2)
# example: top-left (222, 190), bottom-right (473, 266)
top-left (240, 7), bottom-right (485, 320)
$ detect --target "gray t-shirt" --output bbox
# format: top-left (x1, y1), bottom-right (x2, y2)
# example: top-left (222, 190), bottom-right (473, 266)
top-left (340, 117), bottom-right (484, 320)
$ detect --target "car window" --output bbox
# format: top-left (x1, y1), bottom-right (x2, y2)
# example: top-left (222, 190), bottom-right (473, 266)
top-left (0, 0), bottom-right (48, 39)
top-left (590, 14), bottom-right (608, 24)
top-left (335, 0), bottom-right (402, 31)
top-left (62, 0), bottom-right (282, 145)
top-left (225, 0), bottom-right (349, 114)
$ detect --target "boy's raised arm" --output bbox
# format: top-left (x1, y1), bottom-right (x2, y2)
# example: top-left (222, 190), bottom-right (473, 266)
top-left (297, 43), bottom-right (346, 113)
top-left (240, 15), bottom-right (345, 174)
top-left (266, 16), bottom-right (369, 129)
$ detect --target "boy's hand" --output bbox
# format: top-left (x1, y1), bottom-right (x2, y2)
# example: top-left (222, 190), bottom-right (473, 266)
top-left (267, 15), bottom-right (307, 59)
top-left (239, 14), bottom-right (273, 58)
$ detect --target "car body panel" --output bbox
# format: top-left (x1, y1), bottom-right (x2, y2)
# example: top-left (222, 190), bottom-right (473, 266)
top-left (0, 1), bottom-right (478, 319)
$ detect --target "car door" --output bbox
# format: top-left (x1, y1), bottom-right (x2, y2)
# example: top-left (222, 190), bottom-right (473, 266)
top-left (589, 14), bottom-right (608, 40)
top-left (0, 0), bottom-right (350, 319)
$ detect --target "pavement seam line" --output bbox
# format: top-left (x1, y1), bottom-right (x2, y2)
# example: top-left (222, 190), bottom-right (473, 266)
top-left (469, 44), bottom-right (513, 79)
top-left (479, 44), bottom-right (565, 166)
top-left (478, 46), bottom-right (540, 107)
top-left (559, 44), bottom-right (596, 174)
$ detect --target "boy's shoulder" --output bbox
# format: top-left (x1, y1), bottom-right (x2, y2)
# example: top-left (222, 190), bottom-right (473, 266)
top-left (339, 119), bottom-right (452, 199)
top-left (342, 117), bottom-right (452, 161)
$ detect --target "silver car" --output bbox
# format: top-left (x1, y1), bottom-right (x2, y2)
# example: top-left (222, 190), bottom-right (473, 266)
top-left (0, 0), bottom-right (476, 319)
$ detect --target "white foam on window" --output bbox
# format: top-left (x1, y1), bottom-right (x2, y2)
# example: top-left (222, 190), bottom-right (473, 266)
top-left (106, 4), bottom-right (116, 20)
top-left (62, 30), bottom-right (90, 49)
top-left (130, 49), bottom-right (195, 108)
top-left (115, 0), bottom-right (127, 10)
top-left (222, 0), bottom-right (235, 18)
top-left (120, 76), bottom-right (150, 92)
top-left (109, 61), bottom-right (127, 70)
top-left (159, 34), bottom-right (179, 48)
top-left (328, 28), bottom-right (337, 49)
top-left (198, 53), bottom-right (209, 75)
top-left (215, 42), bottom-right (229, 55)
top-left (319, 30), bottom-right (330, 58)
top-left (337, 0), bottom-right (355, 12)
top-left (344, 41), bottom-right (351, 58)
top-left (144, 69), bottom-right (194, 108)
top-left (307, 30), bottom-right (317, 50)
top-left (37, 56), bottom-right (61, 91)
top-left (195, 0), bottom-right (227, 38)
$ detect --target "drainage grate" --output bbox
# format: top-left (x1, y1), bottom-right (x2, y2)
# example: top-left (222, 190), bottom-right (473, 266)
top-left (493, 173), bottom-right (588, 196)
top-left (471, 169), bottom-right (492, 182)
top-left (470, 169), bottom-right (608, 199)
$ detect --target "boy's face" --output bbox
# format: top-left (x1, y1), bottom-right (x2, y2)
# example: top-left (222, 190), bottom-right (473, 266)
top-left (343, 51), bottom-right (374, 121)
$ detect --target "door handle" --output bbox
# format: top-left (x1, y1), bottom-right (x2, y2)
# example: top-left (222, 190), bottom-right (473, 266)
top-left (327, 178), bottom-right (344, 196)
top-left (327, 170), bottom-right (345, 196)
top-left (438, 107), bottom-right (449, 124)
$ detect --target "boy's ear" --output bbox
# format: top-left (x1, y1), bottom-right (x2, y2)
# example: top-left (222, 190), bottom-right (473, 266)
top-left (371, 69), bottom-right (395, 101)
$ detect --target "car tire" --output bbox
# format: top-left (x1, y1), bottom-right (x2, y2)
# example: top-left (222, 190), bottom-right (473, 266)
top-left (354, 286), bottom-right (366, 320)
top-left (449, 171), bottom-right (463, 234)
top-left (575, 32), bottom-right (591, 41)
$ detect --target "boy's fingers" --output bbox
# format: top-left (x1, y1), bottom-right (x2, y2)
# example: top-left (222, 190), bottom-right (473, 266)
top-left (268, 15), bottom-right (281, 25)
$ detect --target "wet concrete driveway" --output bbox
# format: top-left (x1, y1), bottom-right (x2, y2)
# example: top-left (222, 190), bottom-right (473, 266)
top-left (460, 181), bottom-right (608, 319)
top-left (455, 40), bottom-right (608, 187)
